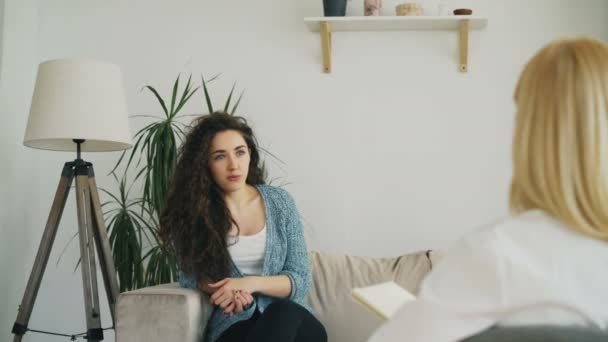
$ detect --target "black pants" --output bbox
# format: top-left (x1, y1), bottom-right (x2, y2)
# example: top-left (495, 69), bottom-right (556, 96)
top-left (217, 299), bottom-right (327, 342)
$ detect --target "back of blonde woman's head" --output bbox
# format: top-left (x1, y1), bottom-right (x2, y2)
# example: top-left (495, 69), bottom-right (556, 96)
top-left (510, 37), bottom-right (608, 241)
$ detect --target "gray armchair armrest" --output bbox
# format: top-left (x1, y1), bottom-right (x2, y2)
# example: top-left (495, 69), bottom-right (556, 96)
top-left (115, 283), bottom-right (212, 342)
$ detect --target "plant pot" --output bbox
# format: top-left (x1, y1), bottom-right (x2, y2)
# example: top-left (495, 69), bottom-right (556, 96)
top-left (323, 0), bottom-right (347, 16)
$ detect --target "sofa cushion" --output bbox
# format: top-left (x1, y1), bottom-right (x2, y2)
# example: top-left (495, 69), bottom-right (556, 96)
top-left (308, 250), bottom-right (432, 342)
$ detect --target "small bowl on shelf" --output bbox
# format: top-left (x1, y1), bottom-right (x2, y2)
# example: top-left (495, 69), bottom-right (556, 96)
top-left (453, 8), bottom-right (473, 15)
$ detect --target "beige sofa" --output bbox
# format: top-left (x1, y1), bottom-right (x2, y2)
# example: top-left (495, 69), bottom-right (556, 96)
top-left (115, 250), bottom-right (436, 342)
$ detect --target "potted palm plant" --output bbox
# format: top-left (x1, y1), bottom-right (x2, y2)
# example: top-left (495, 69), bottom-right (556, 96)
top-left (102, 74), bottom-right (244, 291)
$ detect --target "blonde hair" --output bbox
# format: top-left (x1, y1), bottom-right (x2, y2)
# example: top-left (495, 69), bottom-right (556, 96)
top-left (510, 37), bottom-right (608, 241)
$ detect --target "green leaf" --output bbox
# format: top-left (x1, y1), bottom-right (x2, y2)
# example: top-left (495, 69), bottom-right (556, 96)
top-left (223, 82), bottom-right (236, 113)
top-left (172, 74), bottom-right (200, 118)
top-left (132, 166), bottom-right (148, 185)
top-left (172, 122), bottom-right (187, 142)
top-left (55, 231), bottom-right (79, 267)
top-left (230, 90), bottom-right (245, 115)
top-left (260, 146), bottom-right (286, 166)
top-left (100, 188), bottom-right (122, 205)
top-left (129, 114), bottom-right (164, 119)
top-left (201, 75), bottom-right (214, 113)
top-left (123, 122), bottom-right (156, 173)
top-left (173, 85), bottom-right (200, 118)
top-left (142, 85), bottom-right (169, 118)
top-left (169, 73), bottom-right (180, 116)
top-left (108, 150), bottom-right (126, 176)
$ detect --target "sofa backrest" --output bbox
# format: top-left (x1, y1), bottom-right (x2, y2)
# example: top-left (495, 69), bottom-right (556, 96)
top-left (307, 250), bottom-right (433, 342)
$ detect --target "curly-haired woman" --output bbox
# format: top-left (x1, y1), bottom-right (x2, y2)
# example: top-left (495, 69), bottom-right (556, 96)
top-left (159, 112), bottom-right (327, 342)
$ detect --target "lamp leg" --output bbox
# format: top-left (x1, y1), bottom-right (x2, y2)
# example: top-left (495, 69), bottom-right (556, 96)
top-left (75, 169), bottom-right (104, 341)
top-left (12, 160), bottom-right (119, 341)
top-left (12, 162), bottom-right (75, 342)
top-left (87, 165), bottom-right (120, 325)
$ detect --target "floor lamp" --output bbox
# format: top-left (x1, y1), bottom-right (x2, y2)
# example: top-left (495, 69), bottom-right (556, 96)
top-left (12, 59), bottom-right (132, 341)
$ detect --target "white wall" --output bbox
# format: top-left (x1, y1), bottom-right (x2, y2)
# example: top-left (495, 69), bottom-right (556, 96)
top-left (0, 0), bottom-right (4, 76)
top-left (2, 0), bottom-right (42, 340)
top-left (2, 0), bottom-right (607, 340)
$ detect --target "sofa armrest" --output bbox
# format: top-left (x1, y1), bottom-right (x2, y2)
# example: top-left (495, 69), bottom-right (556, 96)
top-left (462, 325), bottom-right (608, 342)
top-left (115, 282), bottom-right (212, 342)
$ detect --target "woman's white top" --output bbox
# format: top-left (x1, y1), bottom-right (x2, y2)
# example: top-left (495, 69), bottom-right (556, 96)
top-left (227, 225), bottom-right (267, 276)
top-left (368, 210), bottom-right (608, 342)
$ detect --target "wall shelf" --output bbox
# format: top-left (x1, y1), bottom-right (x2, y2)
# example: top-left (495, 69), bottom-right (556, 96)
top-left (304, 16), bottom-right (488, 73)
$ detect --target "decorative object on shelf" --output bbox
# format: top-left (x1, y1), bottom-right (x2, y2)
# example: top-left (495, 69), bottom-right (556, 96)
top-left (364, 0), bottom-right (382, 16)
top-left (453, 8), bottom-right (473, 15)
top-left (437, 2), bottom-right (450, 16)
top-left (396, 3), bottom-right (423, 16)
top-left (323, 0), bottom-right (347, 16)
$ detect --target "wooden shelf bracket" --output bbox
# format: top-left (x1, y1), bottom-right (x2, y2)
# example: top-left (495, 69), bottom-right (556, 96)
top-left (459, 19), bottom-right (469, 73)
top-left (320, 21), bottom-right (332, 73)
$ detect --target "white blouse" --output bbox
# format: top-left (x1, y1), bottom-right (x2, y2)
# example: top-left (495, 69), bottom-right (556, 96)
top-left (227, 225), bottom-right (267, 276)
top-left (369, 210), bottom-right (608, 342)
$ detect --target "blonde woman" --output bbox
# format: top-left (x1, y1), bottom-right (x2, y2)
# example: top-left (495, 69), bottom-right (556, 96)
top-left (369, 37), bottom-right (608, 342)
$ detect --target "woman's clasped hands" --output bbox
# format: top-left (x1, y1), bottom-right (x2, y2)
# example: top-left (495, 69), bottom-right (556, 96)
top-left (206, 277), bottom-right (255, 316)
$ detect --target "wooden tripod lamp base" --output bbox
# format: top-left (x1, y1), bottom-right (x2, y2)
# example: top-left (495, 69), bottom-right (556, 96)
top-left (12, 158), bottom-right (120, 342)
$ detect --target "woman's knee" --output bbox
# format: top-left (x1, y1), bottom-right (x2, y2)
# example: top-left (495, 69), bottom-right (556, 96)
top-left (298, 314), bottom-right (327, 342)
top-left (265, 299), bottom-right (306, 316)
top-left (265, 300), bottom-right (327, 342)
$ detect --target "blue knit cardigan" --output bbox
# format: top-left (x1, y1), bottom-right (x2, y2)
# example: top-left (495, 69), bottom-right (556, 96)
top-left (179, 184), bottom-right (313, 342)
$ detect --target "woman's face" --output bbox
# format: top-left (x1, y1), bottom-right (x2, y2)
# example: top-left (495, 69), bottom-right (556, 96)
top-left (208, 130), bottom-right (251, 193)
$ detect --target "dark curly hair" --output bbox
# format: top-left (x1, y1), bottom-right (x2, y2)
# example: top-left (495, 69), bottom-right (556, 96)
top-left (159, 112), bottom-right (266, 284)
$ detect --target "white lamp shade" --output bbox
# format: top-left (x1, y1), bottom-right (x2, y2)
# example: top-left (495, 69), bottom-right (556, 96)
top-left (23, 59), bottom-right (133, 152)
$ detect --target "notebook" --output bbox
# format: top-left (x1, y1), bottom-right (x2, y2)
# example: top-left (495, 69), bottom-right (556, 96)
top-left (351, 281), bottom-right (417, 320)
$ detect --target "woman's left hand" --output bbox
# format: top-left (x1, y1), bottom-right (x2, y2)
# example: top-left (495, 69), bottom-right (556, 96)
top-left (230, 289), bottom-right (254, 315)
top-left (209, 277), bottom-right (254, 313)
